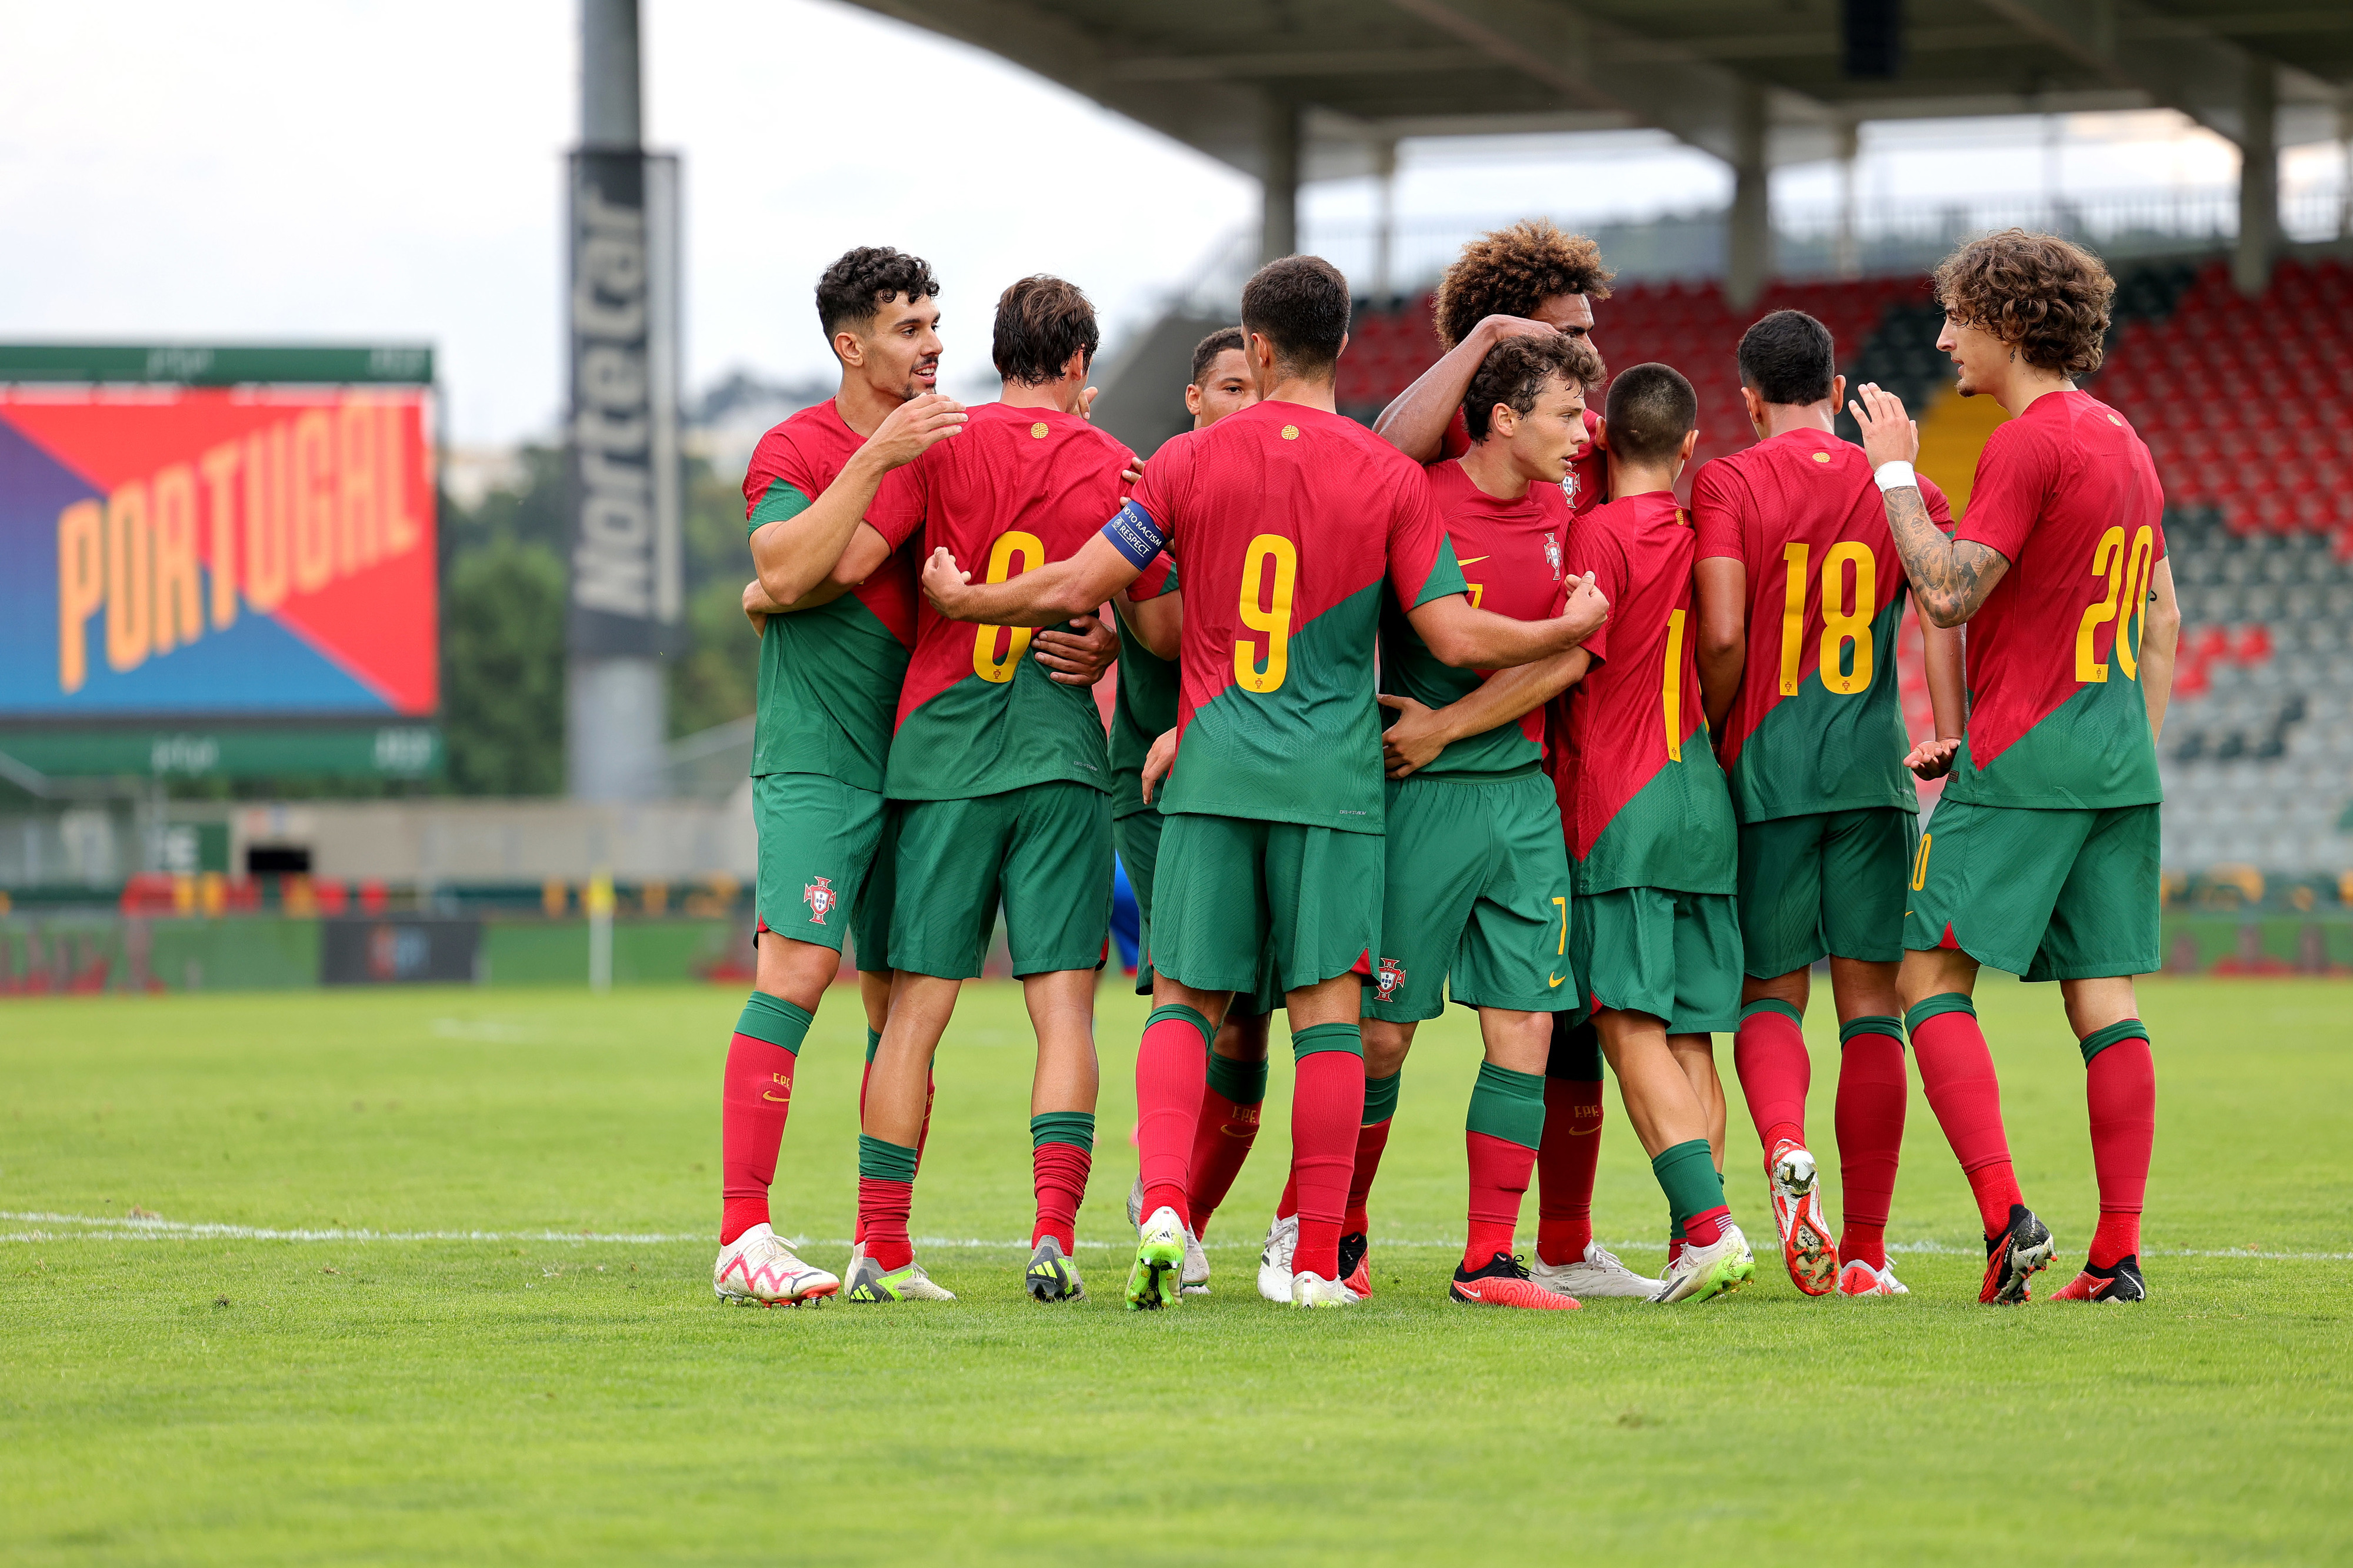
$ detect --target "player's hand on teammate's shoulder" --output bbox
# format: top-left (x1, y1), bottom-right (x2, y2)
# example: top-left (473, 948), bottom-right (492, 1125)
top-left (1139, 726), bottom-right (1179, 803)
top-left (1032, 612), bottom-right (1118, 686)
top-left (1475, 313), bottom-right (1565, 348)
top-left (1904, 736), bottom-right (1959, 780)
top-left (919, 545), bottom-right (976, 617)
top-left (868, 392), bottom-right (967, 468)
top-left (1847, 382), bottom-right (1921, 471)
top-left (1377, 694), bottom-right (1449, 779)
top-left (1561, 571), bottom-right (1609, 639)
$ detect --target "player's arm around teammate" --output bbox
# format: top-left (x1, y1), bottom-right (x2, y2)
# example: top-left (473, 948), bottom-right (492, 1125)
top-left (1850, 231), bottom-right (2181, 1305)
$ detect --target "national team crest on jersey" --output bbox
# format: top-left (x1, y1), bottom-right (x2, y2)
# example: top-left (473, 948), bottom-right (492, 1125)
top-left (1375, 957), bottom-right (1405, 1002)
top-left (1545, 532), bottom-right (1564, 580)
top-left (801, 876), bottom-right (839, 925)
top-left (1561, 468), bottom-right (1580, 509)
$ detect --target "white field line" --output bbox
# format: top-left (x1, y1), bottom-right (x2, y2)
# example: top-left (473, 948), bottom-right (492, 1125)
top-left (2, 1212), bottom-right (2348, 1263)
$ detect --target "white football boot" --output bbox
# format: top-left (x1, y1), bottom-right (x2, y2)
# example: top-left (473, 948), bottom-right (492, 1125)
top-left (1289, 1270), bottom-right (1360, 1308)
top-left (1257, 1212), bottom-right (1299, 1302)
top-left (1650, 1221), bottom-right (1757, 1304)
top-left (1837, 1257), bottom-right (1911, 1296)
top-left (713, 1223), bottom-right (840, 1306)
top-left (1527, 1240), bottom-right (1663, 1300)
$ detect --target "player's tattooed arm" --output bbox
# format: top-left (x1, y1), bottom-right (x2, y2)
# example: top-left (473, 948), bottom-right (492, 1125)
top-left (1378, 648), bottom-right (1591, 779)
top-left (1848, 382), bottom-right (2010, 627)
top-left (922, 531), bottom-right (1145, 628)
top-left (2138, 555), bottom-right (2182, 742)
top-left (1694, 557), bottom-right (1748, 733)
top-left (1372, 315), bottom-right (1561, 462)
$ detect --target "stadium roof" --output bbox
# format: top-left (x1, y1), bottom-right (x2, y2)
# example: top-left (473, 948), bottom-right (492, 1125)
top-left (846, 0), bottom-right (2353, 181)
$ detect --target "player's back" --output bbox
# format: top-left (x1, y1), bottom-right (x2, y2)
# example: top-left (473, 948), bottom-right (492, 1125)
top-left (742, 401), bottom-right (919, 789)
top-left (882, 400), bottom-right (1132, 800)
top-left (1559, 492), bottom-right (1734, 893)
top-left (1132, 399), bottom-right (1462, 832)
top-left (1692, 432), bottom-right (1951, 823)
top-left (1945, 388), bottom-right (2167, 808)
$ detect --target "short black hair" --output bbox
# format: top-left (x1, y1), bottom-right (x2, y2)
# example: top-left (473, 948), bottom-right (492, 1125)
top-left (815, 246), bottom-right (939, 344)
top-left (1240, 255), bottom-right (1351, 379)
top-left (1737, 309), bottom-right (1837, 406)
top-left (1604, 363), bottom-right (1698, 466)
top-left (1190, 326), bottom-right (1247, 386)
top-left (992, 275), bottom-right (1099, 386)
top-left (1463, 333), bottom-right (1608, 442)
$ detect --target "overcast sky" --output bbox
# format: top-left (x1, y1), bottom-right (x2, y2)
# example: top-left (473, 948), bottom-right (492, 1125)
top-left (2, 2), bottom-right (2341, 448)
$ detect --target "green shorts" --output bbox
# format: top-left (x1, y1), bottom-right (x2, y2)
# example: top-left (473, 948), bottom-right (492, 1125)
top-left (1571, 885), bottom-right (1742, 1036)
top-left (1736, 806), bottom-right (1914, 978)
top-left (1904, 796), bottom-right (2161, 980)
top-left (754, 771), bottom-right (894, 971)
top-left (1367, 770), bottom-right (1572, 1022)
top-left (1151, 812), bottom-right (1381, 997)
top-left (890, 781), bottom-right (1113, 980)
top-left (1116, 805), bottom-right (1281, 1013)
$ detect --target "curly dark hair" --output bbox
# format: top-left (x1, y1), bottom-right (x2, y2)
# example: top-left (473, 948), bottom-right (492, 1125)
top-left (1932, 229), bottom-right (2115, 379)
top-left (992, 275), bottom-right (1099, 386)
top-left (1462, 332), bottom-right (1608, 442)
top-left (1431, 219), bottom-right (1614, 351)
top-left (814, 246), bottom-right (939, 342)
top-left (1189, 325), bottom-right (1246, 386)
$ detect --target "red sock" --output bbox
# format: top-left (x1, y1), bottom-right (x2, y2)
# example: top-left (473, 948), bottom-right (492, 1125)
top-left (1031, 1142), bottom-right (1092, 1253)
top-left (1276, 1167), bottom-right (1299, 1222)
top-left (1135, 1008), bottom-right (1212, 1222)
top-left (2086, 1038), bottom-right (2155, 1267)
top-left (1835, 1021), bottom-right (1907, 1272)
top-left (854, 1057), bottom-right (874, 1246)
top-left (1185, 1086), bottom-right (1261, 1237)
top-left (1535, 1079), bottom-right (1604, 1266)
top-left (1910, 1002), bottom-right (2022, 1239)
top-left (1289, 1047), bottom-right (1367, 1281)
top-left (1464, 1130), bottom-right (1535, 1269)
top-left (858, 1177), bottom-right (913, 1272)
top-left (720, 1032), bottom-right (796, 1246)
top-left (1733, 1004), bottom-right (1811, 1157)
top-left (1684, 1204), bottom-right (1730, 1248)
top-left (1344, 1119), bottom-right (1392, 1235)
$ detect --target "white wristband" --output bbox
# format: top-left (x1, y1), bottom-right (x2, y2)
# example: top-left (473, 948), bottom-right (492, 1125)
top-left (1874, 460), bottom-right (1917, 493)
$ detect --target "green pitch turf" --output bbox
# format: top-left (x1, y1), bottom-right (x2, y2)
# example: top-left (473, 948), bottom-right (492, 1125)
top-left (3, 975), bottom-right (2348, 1564)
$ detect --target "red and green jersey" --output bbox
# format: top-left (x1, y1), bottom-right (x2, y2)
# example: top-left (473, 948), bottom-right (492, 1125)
top-left (1127, 400), bottom-right (1467, 833)
top-left (742, 399), bottom-right (920, 791)
top-left (1555, 491), bottom-right (1737, 896)
top-left (1378, 458), bottom-right (1572, 778)
top-left (1945, 389), bottom-right (2168, 809)
top-left (1692, 431), bottom-right (1954, 823)
top-left (1109, 552), bottom-right (1179, 819)
top-left (874, 401), bottom-right (1134, 802)
top-left (1442, 404), bottom-right (1606, 518)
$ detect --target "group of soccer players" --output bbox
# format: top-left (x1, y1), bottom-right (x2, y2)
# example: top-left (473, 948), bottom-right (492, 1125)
top-left (711, 216), bottom-right (2179, 1315)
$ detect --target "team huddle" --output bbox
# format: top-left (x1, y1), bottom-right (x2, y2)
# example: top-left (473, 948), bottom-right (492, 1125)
top-left (710, 218), bottom-right (2180, 1315)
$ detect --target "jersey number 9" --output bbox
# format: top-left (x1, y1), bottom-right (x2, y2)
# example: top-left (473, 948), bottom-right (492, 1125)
top-left (1235, 533), bottom-right (1297, 693)
top-left (1779, 542), bottom-right (1877, 698)
top-left (972, 531), bottom-right (1045, 683)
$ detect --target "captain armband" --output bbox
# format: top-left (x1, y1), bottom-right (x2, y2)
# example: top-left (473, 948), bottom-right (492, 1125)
top-left (1101, 499), bottom-right (1166, 568)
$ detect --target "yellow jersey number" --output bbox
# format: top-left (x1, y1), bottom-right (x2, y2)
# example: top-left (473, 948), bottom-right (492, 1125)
top-left (1778, 541), bottom-right (1877, 698)
top-left (971, 531), bottom-right (1045, 683)
top-left (2076, 525), bottom-right (2157, 683)
top-left (1234, 533), bottom-right (1297, 693)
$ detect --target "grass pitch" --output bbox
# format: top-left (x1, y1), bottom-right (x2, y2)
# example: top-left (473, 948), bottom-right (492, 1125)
top-left (3, 974), bottom-right (2349, 1564)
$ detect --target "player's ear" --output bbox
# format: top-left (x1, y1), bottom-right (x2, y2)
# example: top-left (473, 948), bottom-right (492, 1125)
top-left (1830, 372), bottom-right (1847, 409)
top-left (1678, 427), bottom-right (1700, 464)
top-left (1491, 402), bottom-right (1516, 439)
top-left (1591, 415), bottom-right (1610, 453)
top-left (834, 329), bottom-right (865, 368)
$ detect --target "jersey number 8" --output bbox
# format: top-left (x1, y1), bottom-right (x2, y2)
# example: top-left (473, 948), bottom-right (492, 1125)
top-left (972, 531), bottom-right (1045, 683)
top-left (1779, 542), bottom-right (1877, 698)
top-left (1234, 533), bottom-right (1297, 693)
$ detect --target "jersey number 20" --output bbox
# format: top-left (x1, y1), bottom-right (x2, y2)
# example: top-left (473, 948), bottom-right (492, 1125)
top-left (1779, 542), bottom-right (1877, 697)
top-left (1234, 533), bottom-right (1297, 693)
top-left (972, 531), bottom-right (1045, 683)
top-left (2076, 525), bottom-right (2156, 683)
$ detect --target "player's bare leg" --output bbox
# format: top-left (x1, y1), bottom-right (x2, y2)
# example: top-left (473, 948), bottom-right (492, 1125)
top-left (1452, 1007), bottom-right (1577, 1310)
top-left (713, 932), bottom-right (845, 1306)
top-left (1022, 968), bottom-right (1101, 1302)
top-left (1899, 948), bottom-right (2051, 1302)
top-left (1597, 1009), bottom-right (1754, 1303)
top-left (846, 973), bottom-right (961, 1302)
top-left (1130, 975), bottom-right (1234, 1309)
top-left (2052, 975), bottom-right (2155, 1303)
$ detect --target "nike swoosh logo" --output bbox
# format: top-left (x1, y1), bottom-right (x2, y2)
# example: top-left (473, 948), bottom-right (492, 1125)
top-left (1548, 972), bottom-right (1565, 987)
top-left (762, 1091), bottom-right (791, 1103)
top-left (1457, 1285), bottom-right (1483, 1300)
top-left (1457, 555), bottom-right (1490, 566)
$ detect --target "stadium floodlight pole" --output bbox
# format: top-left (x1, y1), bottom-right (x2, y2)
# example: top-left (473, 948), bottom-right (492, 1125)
top-left (566, 0), bottom-right (682, 802)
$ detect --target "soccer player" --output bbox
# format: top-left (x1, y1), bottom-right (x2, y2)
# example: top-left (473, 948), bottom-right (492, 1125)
top-left (916, 255), bottom-right (1611, 1310)
top-left (1692, 309), bottom-right (1968, 1297)
top-left (1343, 329), bottom-right (1636, 1310)
top-left (795, 275), bottom-right (1139, 1305)
top-left (711, 246), bottom-right (965, 1307)
top-left (1558, 362), bottom-right (1757, 1305)
top-left (1850, 231), bottom-right (2179, 1305)
top-left (1110, 326), bottom-right (1278, 1297)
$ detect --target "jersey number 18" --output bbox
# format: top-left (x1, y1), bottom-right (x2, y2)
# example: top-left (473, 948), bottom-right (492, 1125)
top-left (1778, 542), bottom-right (1877, 698)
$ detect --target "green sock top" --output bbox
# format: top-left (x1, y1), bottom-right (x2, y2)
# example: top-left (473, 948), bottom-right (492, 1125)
top-left (1030, 1111), bottom-right (1096, 1151)
top-left (736, 992), bottom-right (815, 1055)
top-left (1650, 1138), bottom-right (1727, 1230)
top-left (1205, 1052), bottom-right (1269, 1106)
top-left (1465, 1061), bottom-right (1545, 1150)
top-left (1361, 1069), bottom-right (1402, 1125)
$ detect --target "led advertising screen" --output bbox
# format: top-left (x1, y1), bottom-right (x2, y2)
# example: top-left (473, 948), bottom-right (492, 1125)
top-left (0, 386), bottom-right (436, 719)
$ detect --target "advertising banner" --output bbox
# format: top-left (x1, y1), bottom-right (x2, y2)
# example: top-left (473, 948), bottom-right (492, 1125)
top-left (0, 387), bottom-right (437, 719)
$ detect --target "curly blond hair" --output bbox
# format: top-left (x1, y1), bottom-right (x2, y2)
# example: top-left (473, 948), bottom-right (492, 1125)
top-left (1431, 219), bottom-right (1614, 351)
top-left (1932, 229), bottom-right (2115, 380)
